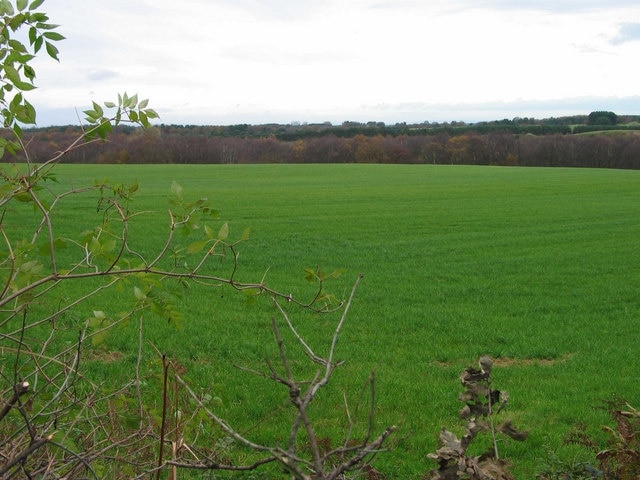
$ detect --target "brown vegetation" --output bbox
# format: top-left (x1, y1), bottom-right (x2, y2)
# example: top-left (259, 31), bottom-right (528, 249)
top-left (7, 123), bottom-right (640, 168)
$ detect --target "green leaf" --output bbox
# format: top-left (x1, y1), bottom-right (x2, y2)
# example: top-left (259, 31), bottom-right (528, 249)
top-left (14, 99), bottom-right (36, 124)
top-left (8, 39), bottom-right (27, 53)
top-left (7, 13), bottom-right (25, 31)
top-left (42, 31), bottom-right (65, 41)
top-left (10, 92), bottom-right (23, 109)
top-left (144, 108), bottom-right (159, 119)
top-left (170, 181), bottom-right (183, 200)
top-left (54, 238), bottom-right (67, 249)
top-left (0, 0), bottom-right (15, 15)
top-left (17, 0), bottom-right (28, 10)
top-left (138, 98), bottom-right (149, 109)
top-left (97, 121), bottom-right (112, 139)
top-left (23, 64), bottom-right (35, 80)
top-left (134, 286), bottom-right (145, 301)
top-left (28, 26), bottom-right (37, 45)
top-left (243, 288), bottom-right (260, 305)
top-left (19, 259), bottom-right (43, 275)
top-left (91, 331), bottom-right (107, 347)
top-left (33, 35), bottom-right (43, 53)
top-left (44, 41), bottom-right (59, 61)
top-left (38, 242), bottom-right (51, 256)
top-left (240, 227), bottom-right (251, 241)
top-left (122, 92), bottom-right (137, 108)
top-left (304, 268), bottom-right (318, 283)
top-left (87, 317), bottom-right (102, 329)
top-left (138, 110), bottom-right (148, 127)
top-left (28, 13), bottom-right (47, 23)
top-left (186, 241), bottom-right (207, 254)
top-left (25, 100), bottom-right (36, 122)
top-left (29, 0), bottom-right (45, 10)
top-left (217, 222), bottom-right (229, 241)
top-left (104, 101), bottom-right (116, 108)
top-left (92, 100), bottom-right (104, 117)
top-left (83, 109), bottom-right (100, 121)
top-left (5, 139), bottom-right (21, 155)
top-left (4, 64), bottom-right (36, 90)
top-left (14, 192), bottom-right (33, 202)
top-left (15, 80), bottom-right (36, 91)
top-left (3, 64), bottom-right (22, 85)
top-left (38, 238), bottom-right (67, 257)
top-left (89, 237), bottom-right (101, 255)
top-left (35, 22), bottom-right (59, 30)
top-left (102, 238), bottom-right (117, 253)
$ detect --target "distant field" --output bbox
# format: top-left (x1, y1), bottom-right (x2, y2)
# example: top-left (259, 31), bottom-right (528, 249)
top-left (574, 128), bottom-right (640, 136)
top-left (34, 164), bottom-right (640, 477)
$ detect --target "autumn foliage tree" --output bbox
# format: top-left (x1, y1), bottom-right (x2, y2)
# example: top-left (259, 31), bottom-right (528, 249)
top-left (8, 124), bottom-right (640, 168)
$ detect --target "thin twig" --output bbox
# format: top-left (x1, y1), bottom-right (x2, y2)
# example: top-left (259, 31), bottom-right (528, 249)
top-left (156, 355), bottom-right (170, 480)
top-left (0, 435), bottom-right (52, 476)
top-left (136, 313), bottom-right (145, 425)
top-left (486, 375), bottom-right (499, 460)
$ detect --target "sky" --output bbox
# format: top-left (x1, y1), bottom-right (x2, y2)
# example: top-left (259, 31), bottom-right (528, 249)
top-left (26, 0), bottom-right (640, 126)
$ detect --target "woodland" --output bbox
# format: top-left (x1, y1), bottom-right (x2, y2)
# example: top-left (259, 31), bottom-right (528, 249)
top-left (6, 112), bottom-right (640, 168)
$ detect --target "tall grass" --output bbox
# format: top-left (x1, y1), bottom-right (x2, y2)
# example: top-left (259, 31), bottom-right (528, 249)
top-left (34, 164), bottom-right (640, 477)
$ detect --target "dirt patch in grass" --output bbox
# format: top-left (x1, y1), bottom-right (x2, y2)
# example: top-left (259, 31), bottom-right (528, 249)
top-left (434, 353), bottom-right (574, 369)
top-left (491, 353), bottom-right (574, 367)
top-left (86, 349), bottom-right (126, 363)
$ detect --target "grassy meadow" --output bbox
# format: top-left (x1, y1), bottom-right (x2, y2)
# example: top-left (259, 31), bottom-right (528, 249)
top-left (20, 163), bottom-right (640, 477)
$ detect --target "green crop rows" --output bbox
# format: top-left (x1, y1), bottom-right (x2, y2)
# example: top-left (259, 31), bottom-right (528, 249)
top-left (23, 163), bottom-right (640, 477)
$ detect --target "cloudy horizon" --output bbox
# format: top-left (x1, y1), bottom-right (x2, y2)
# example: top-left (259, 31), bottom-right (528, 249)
top-left (27, 0), bottom-right (640, 127)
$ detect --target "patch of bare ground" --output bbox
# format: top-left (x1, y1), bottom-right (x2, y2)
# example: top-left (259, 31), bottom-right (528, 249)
top-left (85, 349), bottom-right (125, 363)
top-left (434, 353), bottom-right (574, 368)
top-left (491, 353), bottom-right (574, 367)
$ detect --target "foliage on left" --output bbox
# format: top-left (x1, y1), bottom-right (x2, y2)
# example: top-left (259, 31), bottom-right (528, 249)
top-left (1, 2), bottom-right (393, 478)
top-left (1, 0), bottom-right (62, 156)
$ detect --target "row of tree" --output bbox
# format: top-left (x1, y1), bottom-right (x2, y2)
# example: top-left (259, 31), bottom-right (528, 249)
top-left (34, 110), bottom-right (631, 141)
top-left (8, 124), bottom-right (640, 169)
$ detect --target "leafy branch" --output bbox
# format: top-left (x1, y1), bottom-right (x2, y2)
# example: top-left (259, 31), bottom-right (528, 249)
top-left (1, 0), bottom-right (63, 152)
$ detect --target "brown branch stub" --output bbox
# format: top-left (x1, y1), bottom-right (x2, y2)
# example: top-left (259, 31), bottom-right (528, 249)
top-left (0, 381), bottom-right (30, 423)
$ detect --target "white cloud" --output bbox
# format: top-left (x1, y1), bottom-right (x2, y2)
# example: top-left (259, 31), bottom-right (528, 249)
top-left (26, 0), bottom-right (640, 126)
top-left (611, 22), bottom-right (640, 44)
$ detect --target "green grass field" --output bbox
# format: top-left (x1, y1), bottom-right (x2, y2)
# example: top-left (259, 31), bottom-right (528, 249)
top-left (14, 163), bottom-right (640, 477)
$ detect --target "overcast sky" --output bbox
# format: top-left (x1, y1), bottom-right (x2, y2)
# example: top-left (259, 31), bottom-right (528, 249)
top-left (27, 0), bottom-right (640, 126)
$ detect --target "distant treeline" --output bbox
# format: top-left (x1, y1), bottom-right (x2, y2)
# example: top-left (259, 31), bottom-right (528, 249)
top-left (5, 113), bottom-right (640, 169)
